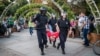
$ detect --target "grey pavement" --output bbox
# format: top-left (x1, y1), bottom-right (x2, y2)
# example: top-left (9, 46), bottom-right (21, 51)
top-left (0, 29), bottom-right (98, 56)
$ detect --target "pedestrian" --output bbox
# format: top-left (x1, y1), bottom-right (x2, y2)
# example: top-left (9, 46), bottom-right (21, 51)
top-left (78, 13), bottom-right (85, 38)
top-left (32, 7), bottom-right (48, 55)
top-left (67, 19), bottom-right (76, 38)
top-left (0, 22), bottom-right (7, 36)
top-left (7, 15), bottom-right (14, 33)
top-left (88, 14), bottom-right (95, 33)
top-left (80, 12), bottom-right (90, 47)
top-left (57, 12), bottom-right (70, 54)
top-left (18, 16), bottom-right (24, 30)
top-left (28, 17), bottom-right (35, 36)
top-left (48, 14), bottom-right (57, 48)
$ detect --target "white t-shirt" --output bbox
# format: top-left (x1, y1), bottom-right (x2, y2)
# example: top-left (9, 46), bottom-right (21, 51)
top-left (78, 17), bottom-right (85, 27)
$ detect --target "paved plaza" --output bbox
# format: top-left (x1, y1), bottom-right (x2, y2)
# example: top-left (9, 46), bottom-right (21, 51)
top-left (0, 29), bottom-right (98, 56)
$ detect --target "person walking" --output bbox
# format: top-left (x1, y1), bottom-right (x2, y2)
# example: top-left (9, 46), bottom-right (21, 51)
top-left (7, 15), bottom-right (14, 33)
top-left (28, 17), bottom-right (34, 36)
top-left (32, 7), bottom-right (48, 55)
top-left (82, 13), bottom-right (90, 47)
top-left (78, 13), bottom-right (86, 38)
top-left (57, 12), bottom-right (70, 54)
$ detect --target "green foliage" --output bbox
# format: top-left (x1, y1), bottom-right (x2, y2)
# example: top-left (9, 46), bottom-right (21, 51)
top-left (0, 0), bottom-right (10, 15)
top-left (57, 0), bottom-right (63, 6)
top-left (7, 0), bottom-right (28, 16)
top-left (55, 0), bottom-right (59, 2)
top-left (25, 11), bottom-right (38, 19)
top-left (55, 0), bottom-right (75, 19)
top-left (14, 3), bottom-right (56, 19)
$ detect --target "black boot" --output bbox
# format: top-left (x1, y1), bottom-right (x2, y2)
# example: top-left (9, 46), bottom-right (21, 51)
top-left (41, 52), bottom-right (45, 55)
top-left (62, 48), bottom-right (66, 55)
top-left (40, 48), bottom-right (45, 55)
top-left (53, 40), bottom-right (56, 48)
top-left (49, 39), bottom-right (52, 44)
top-left (57, 43), bottom-right (60, 50)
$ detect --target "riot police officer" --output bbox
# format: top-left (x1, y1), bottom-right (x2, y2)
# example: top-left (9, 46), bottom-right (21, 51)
top-left (48, 14), bottom-right (57, 47)
top-left (57, 13), bottom-right (70, 54)
top-left (32, 7), bottom-right (48, 55)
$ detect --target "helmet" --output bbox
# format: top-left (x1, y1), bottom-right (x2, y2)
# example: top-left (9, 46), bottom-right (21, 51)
top-left (40, 7), bottom-right (47, 15)
top-left (40, 7), bottom-right (46, 11)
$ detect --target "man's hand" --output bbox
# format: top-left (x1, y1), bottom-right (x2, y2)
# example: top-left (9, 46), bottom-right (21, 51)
top-left (56, 24), bottom-right (60, 32)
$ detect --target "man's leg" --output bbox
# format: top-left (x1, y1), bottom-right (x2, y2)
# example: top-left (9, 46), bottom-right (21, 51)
top-left (42, 30), bottom-right (48, 48)
top-left (57, 33), bottom-right (61, 50)
top-left (59, 32), bottom-right (66, 54)
top-left (60, 37), bottom-right (65, 54)
top-left (37, 30), bottom-right (45, 55)
top-left (83, 29), bottom-right (89, 46)
top-left (53, 38), bottom-right (56, 48)
top-left (49, 38), bottom-right (52, 44)
top-left (29, 27), bottom-right (32, 35)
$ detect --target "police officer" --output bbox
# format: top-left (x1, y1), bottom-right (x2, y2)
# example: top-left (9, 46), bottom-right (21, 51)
top-left (57, 13), bottom-right (70, 54)
top-left (48, 14), bottom-right (57, 47)
top-left (32, 7), bottom-right (48, 55)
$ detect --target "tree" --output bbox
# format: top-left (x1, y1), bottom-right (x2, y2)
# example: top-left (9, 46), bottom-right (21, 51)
top-left (0, 0), bottom-right (10, 15)
top-left (6, 0), bottom-right (28, 16)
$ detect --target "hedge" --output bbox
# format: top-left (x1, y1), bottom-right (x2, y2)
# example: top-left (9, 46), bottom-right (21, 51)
top-left (14, 3), bottom-right (56, 19)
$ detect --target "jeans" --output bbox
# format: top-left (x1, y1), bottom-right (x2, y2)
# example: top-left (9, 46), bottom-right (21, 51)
top-left (29, 27), bottom-right (33, 35)
top-left (83, 28), bottom-right (89, 46)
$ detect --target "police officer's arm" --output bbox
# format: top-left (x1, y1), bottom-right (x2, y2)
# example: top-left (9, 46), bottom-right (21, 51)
top-left (48, 19), bottom-right (51, 25)
top-left (68, 19), bottom-right (71, 30)
top-left (56, 20), bottom-right (60, 32)
top-left (32, 14), bottom-right (39, 27)
top-left (32, 14), bottom-right (39, 23)
top-left (45, 16), bottom-right (49, 30)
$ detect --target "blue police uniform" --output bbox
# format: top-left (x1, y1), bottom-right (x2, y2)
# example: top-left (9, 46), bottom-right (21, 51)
top-left (32, 13), bottom-right (48, 55)
top-left (57, 18), bottom-right (70, 54)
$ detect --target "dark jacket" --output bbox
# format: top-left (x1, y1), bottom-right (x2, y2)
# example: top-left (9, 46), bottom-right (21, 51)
top-left (48, 18), bottom-right (57, 32)
top-left (57, 18), bottom-right (70, 31)
top-left (32, 14), bottom-right (48, 30)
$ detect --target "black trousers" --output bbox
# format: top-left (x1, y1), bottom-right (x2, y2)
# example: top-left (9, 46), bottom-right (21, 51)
top-left (59, 30), bottom-right (67, 50)
top-left (37, 29), bottom-right (47, 51)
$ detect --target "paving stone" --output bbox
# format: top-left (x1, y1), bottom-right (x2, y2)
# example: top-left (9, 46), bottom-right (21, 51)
top-left (0, 29), bottom-right (98, 56)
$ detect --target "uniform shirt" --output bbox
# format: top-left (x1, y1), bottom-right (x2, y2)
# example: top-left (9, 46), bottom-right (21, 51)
top-left (32, 14), bottom-right (48, 29)
top-left (57, 18), bottom-right (70, 31)
top-left (48, 18), bottom-right (57, 26)
top-left (48, 18), bottom-right (57, 32)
